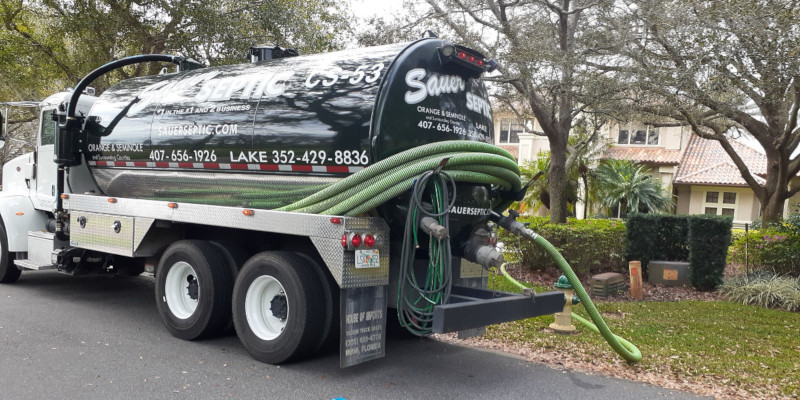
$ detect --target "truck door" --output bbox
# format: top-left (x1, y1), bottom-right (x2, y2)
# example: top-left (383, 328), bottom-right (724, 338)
top-left (33, 108), bottom-right (58, 210)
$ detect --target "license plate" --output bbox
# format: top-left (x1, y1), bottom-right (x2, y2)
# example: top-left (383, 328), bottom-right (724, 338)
top-left (355, 249), bottom-right (380, 269)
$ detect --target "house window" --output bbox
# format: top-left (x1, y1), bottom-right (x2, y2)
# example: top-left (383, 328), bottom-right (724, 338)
top-left (703, 191), bottom-right (737, 218)
top-left (617, 124), bottom-right (659, 146)
top-left (498, 119), bottom-right (529, 144)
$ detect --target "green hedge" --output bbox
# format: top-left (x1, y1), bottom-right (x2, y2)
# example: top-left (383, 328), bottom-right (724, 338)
top-left (728, 229), bottom-right (800, 276)
top-left (500, 217), bottom-right (627, 276)
top-left (688, 215), bottom-right (733, 290)
top-left (627, 213), bottom-right (731, 290)
top-left (625, 213), bottom-right (689, 268)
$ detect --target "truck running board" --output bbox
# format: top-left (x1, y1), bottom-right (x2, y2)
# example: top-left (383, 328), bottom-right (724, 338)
top-left (432, 286), bottom-right (565, 334)
top-left (14, 259), bottom-right (57, 271)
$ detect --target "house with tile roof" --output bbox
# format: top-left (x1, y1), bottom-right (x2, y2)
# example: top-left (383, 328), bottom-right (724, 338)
top-left (492, 110), bottom-right (800, 225)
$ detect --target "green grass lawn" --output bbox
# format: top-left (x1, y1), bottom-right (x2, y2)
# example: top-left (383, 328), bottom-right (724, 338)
top-left (487, 277), bottom-right (800, 396)
top-left (482, 292), bottom-right (800, 396)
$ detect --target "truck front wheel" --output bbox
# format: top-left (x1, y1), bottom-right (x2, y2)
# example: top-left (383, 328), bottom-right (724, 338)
top-left (0, 222), bottom-right (21, 283)
top-left (232, 251), bottom-right (324, 364)
top-left (155, 240), bottom-right (233, 340)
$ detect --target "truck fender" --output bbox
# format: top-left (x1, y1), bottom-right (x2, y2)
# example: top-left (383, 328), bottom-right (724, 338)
top-left (0, 195), bottom-right (48, 252)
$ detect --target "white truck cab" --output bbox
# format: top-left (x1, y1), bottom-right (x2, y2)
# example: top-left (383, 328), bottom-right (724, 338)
top-left (0, 93), bottom-right (96, 268)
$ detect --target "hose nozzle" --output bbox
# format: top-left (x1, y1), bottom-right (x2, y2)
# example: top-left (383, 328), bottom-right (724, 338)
top-left (420, 217), bottom-right (448, 239)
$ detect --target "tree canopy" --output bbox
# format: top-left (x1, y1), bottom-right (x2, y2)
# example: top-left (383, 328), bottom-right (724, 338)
top-left (0, 0), bottom-right (352, 98)
top-left (603, 0), bottom-right (800, 222)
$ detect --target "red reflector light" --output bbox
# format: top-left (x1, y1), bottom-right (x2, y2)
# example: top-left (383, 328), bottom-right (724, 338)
top-left (168, 202), bottom-right (178, 209)
top-left (458, 51), bottom-right (466, 59)
top-left (477, 59), bottom-right (483, 66)
top-left (330, 217), bottom-right (342, 224)
top-left (364, 234), bottom-right (375, 248)
top-left (342, 234), bottom-right (348, 248)
top-left (108, 198), bottom-right (117, 203)
top-left (351, 234), bottom-right (361, 248)
top-left (468, 55), bottom-right (475, 62)
top-left (242, 209), bottom-right (254, 216)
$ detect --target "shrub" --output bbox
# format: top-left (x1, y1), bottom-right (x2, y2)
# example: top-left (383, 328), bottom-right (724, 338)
top-left (719, 273), bottom-right (800, 312)
top-left (500, 216), bottom-right (627, 277)
top-left (624, 213), bottom-right (659, 268)
top-left (654, 214), bottom-right (690, 261)
top-left (625, 213), bottom-right (689, 266)
top-left (728, 228), bottom-right (800, 276)
top-left (688, 215), bottom-right (732, 291)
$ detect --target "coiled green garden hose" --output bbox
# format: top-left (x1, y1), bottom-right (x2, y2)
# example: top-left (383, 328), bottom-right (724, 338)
top-left (499, 235), bottom-right (642, 363)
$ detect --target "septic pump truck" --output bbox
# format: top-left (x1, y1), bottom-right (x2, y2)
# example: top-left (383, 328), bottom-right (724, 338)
top-left (0, 38), bottom-right (570, 367)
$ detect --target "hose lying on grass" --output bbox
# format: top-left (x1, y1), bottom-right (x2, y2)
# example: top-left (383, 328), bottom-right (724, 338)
top-left (499, 237), bottom-right (642, 363)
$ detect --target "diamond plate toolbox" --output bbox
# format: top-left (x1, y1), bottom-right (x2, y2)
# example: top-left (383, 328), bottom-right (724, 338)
top-left (69, 212), bottom-right (136, 256)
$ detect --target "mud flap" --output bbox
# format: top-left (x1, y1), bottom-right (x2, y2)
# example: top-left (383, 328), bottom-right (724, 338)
top-left (340, 285), bottom-right (387, 367)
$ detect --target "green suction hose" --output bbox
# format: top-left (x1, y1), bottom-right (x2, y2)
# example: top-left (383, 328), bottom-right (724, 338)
top-left (499, 236), bottom-right (642, 363)
top-left (147, 140), bottom-right (520, 214)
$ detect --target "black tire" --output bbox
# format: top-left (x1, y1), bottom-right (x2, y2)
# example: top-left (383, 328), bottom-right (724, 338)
top-left (155, 240), bottom-right (233, 340)
top-left (0, 222), bottom-right (21, 283)
top-left (295, 251), bottom-right (339, 353)
top-left (233, 251), bottom-right (324, 364)
top-left (209, 240), bottom-right (248, 334)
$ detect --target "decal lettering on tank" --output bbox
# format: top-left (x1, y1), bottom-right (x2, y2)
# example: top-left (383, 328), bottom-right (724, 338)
top-left (194, 71), bottom-right (295, 102)
top-left (403, 68), bottom-right (466, 104)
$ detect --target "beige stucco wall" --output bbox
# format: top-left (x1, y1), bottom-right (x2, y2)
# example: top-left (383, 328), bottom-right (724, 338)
top-left (784, 177), bottom-right (800, 217)
top-left (492, 111), bottom-right (547, 165)
top-left (675, 185), bottom-right (691, 214)
top-left (661, 126), bottom-right (684, 150)
top-left (686, 185), bottom-right (759, 226)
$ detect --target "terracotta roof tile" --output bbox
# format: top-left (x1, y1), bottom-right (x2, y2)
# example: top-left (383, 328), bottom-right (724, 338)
top-left (674, 135), bottom-right (767, 186)
top-left (498, 144), bottom-right (519, 160)
top-left (602, 147), bottom-right (683, 165)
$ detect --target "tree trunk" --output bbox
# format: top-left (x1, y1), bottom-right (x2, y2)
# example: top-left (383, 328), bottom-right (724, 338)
top-left (548, 136), bottom-right (569, 223)
top-left (761, 191), bottom-right (785, 224)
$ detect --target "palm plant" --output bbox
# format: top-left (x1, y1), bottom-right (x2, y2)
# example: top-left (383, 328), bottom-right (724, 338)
top-left (592, 159), bottom-right (673, 216)
top-left (516, 151), bottom-right (578, 214)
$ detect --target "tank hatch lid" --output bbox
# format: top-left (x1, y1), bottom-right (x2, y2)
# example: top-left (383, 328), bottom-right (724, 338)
top-left (248, 45), bottom-right (299, 62)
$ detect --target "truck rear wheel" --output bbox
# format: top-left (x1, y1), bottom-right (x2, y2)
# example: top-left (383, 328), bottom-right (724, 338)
top-left (0, 222), bottom-right (21, 283)
top-left (295, 252), bottom-right (339, 353)
top-left (155, 240), bottom-right (233, 340)
top-left (232, 251), bottom-right (324, 364)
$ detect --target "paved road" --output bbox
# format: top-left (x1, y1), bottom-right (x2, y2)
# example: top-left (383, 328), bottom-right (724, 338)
top-left (0, 271), bottom-right (707, 399)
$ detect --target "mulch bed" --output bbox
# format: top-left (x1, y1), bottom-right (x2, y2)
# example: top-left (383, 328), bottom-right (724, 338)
top-left (500, 263), bottom-right (724, 302)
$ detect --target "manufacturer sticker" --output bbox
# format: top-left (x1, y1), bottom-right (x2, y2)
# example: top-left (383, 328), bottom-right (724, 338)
top-left (355, 249), bottom-right (379, 269)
